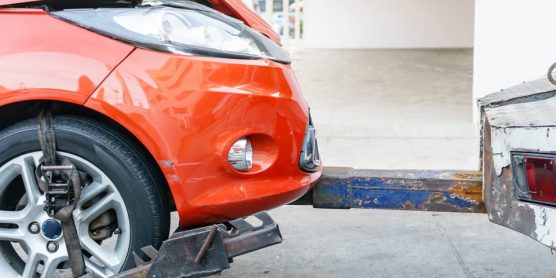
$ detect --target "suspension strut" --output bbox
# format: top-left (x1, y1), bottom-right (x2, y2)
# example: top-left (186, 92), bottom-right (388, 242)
top-left (35, 109), bottom-right (87, 277)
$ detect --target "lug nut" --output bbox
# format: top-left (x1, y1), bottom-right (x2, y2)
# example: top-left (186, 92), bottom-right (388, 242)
top-left (28, 222), bottom-right (40, 234)
top-left (46, 241), bottom-right (59, 253)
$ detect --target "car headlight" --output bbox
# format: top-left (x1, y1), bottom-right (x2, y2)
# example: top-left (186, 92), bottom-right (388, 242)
top-left (51, 4), bottom-right (291, 64)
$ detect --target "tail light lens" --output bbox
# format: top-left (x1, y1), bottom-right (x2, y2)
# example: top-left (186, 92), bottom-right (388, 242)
top-left (512, 152), bottom-right (556, 204)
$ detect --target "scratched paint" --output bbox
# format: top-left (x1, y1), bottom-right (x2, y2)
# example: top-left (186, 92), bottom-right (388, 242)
top-left (489, 126), bottom-right (556, 176)
top-left (449, 183), bottom-right (483, 204)
top-left (484, 136), bottom-right (556, 249)
top-left (311, 168), bottom-right (485, 213)
top-left (481, 78), bottom-right (556, 250)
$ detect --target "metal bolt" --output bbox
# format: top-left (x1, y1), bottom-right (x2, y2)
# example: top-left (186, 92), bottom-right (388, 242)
top-left (46, 241), bottom-right (58, 253)
top-left (28, 222), bottom-right (40, 234)
top-left (114, 228), bottom-right (122, 235)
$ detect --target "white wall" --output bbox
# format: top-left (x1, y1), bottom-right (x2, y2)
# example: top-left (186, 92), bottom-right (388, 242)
top-left (303, 0), bottom-right (475, 48)
top-left (473, 0), bottom-right (556, 105)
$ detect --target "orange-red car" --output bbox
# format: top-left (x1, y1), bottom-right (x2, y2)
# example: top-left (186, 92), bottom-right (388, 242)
top-left (0, 0), bottom-right (321, 276)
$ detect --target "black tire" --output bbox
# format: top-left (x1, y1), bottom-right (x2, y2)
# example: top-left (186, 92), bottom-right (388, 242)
top-left (0, 115), bottom-right (170, 273)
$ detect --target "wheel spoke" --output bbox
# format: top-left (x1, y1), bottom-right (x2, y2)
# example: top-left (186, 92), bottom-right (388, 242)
top-left (85, 260), bottom-right (107, 278)
top-left (21, 252), bottom-right (40, 278)
top-left (0, 163), bottom-right (18, 194)
top-left (19, 156), bottom-right (41, 205)
top-left (77, 192), bottom-right (115, 224)
top-left (40, 256), bottom-right (65, 278)
top-left (79, 181), bottom-right (110, 207)
top-left (81, 237), bottom-right (122, 270)
top-left (0, 209), bottom-right (29, 226)
top-left (0, 228), bottom-right (24, 242)
top-left (0, 209), bottom-right (31, 242)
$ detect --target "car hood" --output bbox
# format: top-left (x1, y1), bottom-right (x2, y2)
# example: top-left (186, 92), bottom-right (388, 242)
top-left (0, 0), bottom-right (37, 4)
top-left (206, 0), bottom-right (280, 44)
top-left (0, 0), bottom-right (281, 44)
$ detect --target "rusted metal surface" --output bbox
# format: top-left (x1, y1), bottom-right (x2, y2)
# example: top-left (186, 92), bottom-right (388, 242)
top-left (483, 119), bottom-right (545, 246)
top-left (478, 77), bottom-right (556, 108)
top-left (310, 167), bottom-right (485, 213)
top-left (224, 212), bottom-right (283, 258)
top-left (112, 265), bottom-right (151, 278)
top-left (147, 227), bottom-right (229, 278)
top-left (485, 96), bottom-right (556, 127)
top-left (309, 167), bottom-right (353, 209)
top-left (194, 225), bottom-right (219, 263)
top-left (481, 77), bottom-right (556, 250)
top-left (113, 212), bottom-right (282, 278)
top-left (482, 82), bottom-right (556, 176)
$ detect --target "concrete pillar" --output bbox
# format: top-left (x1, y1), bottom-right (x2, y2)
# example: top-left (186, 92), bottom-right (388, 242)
top-left (265, 0), bottom-right (273, 24)
top-left (294, 0), bottom-right (301, 40)
top-left (282, 0), bottom-right (290, 45)
top-left (303, 0), bottom-right (474, 48)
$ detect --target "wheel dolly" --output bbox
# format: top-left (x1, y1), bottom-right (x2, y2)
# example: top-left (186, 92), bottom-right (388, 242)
top-left (113, 212), bottom-right (282, 278)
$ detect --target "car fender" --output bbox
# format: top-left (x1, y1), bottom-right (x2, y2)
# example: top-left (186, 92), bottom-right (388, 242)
top-left (0, 8), bottom-right (134, 107)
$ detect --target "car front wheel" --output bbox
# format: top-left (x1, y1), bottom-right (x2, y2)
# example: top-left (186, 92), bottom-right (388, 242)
top-left (0, 116), bottom-right (170, 277)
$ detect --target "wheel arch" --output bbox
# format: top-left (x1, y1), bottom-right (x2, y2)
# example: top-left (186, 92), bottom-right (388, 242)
top-left (0, 100), bottom-right (176, 211)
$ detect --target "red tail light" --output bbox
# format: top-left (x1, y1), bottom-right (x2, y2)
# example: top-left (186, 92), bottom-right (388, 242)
top-left (512, 152), bottom-right (556, 205)
top-left (525, 157), bottom-right (556, 203)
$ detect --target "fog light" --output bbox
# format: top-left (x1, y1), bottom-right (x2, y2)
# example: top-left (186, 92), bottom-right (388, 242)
top-left (228, 137), bottom-right (253, 172)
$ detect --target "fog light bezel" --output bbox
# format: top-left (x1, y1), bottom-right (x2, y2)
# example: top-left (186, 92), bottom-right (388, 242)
top-left (299, 114), bottom-right (321, 173)
top-left (223, 133), bottom-right (279, 176)
top-left (228, 137), bottom-right (254, 172)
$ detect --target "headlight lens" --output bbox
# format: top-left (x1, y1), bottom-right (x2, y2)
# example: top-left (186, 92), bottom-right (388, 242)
top-left (52, 5), bottom-right (291, 64)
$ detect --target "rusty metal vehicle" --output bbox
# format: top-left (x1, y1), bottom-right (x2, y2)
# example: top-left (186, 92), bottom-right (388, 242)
top-left (480, 71), bottom-right (556, 250)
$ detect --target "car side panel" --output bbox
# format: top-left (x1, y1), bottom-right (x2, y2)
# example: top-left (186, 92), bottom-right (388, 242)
top-left (0, 9), bottom-right (134, 106)
top-left (85, 49), bottom-right (320, 227)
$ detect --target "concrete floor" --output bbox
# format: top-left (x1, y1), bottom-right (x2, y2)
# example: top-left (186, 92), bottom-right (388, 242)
top-left (217, 49), bottom-right (556, 277)
top-left (221, 207), bottom-right (556, 278)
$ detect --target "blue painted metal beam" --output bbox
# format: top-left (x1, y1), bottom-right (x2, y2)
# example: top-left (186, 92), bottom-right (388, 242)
top-left (297, 167), bottom-right (485, 213)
